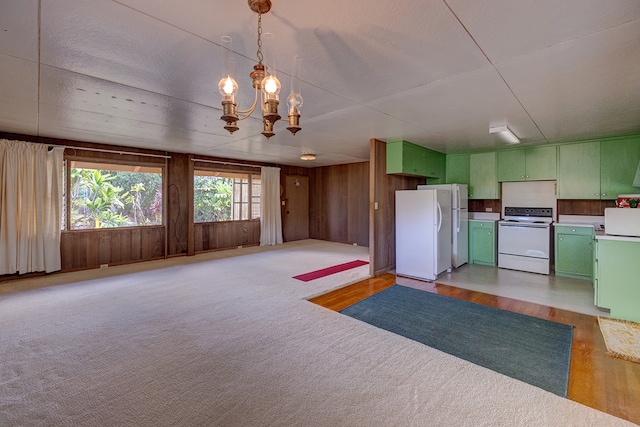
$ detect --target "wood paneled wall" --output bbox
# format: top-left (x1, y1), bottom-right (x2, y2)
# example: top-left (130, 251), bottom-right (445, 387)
top-left (557, 200), bottom-right (616, 216)
top-left (60, 227), bottom-right (165, 271)
top-left (194, 221), bottom-right (260, 252)
top-left (166, 153), bottom-right (192, 256)
top-left (370, 139), bottom-right (426, 275)
top-left (308, 162), bottom-right (369, 246)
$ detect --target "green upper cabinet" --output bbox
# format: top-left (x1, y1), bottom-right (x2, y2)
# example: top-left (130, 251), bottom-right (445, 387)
top-left (497, 149), bottom-right (526, 181)
top-left (469, 152), bottom-right (499, 199)
top-left (557, 141), bottom-right (601, 199)
top-left (498, 146), bottom-right (557, 182)
top-left (600, 137), bottom-right (640, 199)
top-left (386, 140), bottom-right (445, 178)
top-left (445, 154), bottom-right (470, 185)
top-left (525, 146), bottom-right (557, 180)
top-left (557, 137), bottom-right (640, 200)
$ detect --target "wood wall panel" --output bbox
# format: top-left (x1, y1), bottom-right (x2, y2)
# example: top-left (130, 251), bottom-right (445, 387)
top-left (557, 200), bottom-right (616, 216)
top-left (308, 162), bottom-right (369, 246)
top-left (469, 199), bottom-right (502, 215)
top-left (166, 153), bottom-right (191, 256)
top-left (370, 139), bottom-right (425, 275)
top-left (60, 227), bottom-right (166, 270)
top-left (193, 221), bottom-right (260, 252)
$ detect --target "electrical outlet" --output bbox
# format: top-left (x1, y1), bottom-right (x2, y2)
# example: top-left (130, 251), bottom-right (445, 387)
top-left (100, 264), bottom-right (108, 268)
top-left (485, 208), bottom-right (493, 212)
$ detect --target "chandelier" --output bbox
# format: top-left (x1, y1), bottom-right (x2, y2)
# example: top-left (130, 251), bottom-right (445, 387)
top-left (218, 0), bottom-right (303, 139)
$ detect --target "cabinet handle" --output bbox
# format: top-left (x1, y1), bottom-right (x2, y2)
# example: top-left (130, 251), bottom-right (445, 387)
top-left (559, 237), bottom-right (563, 241)
top-left (488, 232), bottom-right (492, 235)
top-left (595, 193), bottom-right (600, 196)
top-left (572, 229), bottom-right (576, 232)
top-left (601, 193), bottom-right (606, 196)
top-left (525, 175), bottom-right (529, 179)
top-left (521, 175), bottom-right (525, 179)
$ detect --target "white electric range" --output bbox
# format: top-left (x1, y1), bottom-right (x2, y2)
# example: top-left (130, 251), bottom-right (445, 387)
top-left (498, 207), bottom-right (553, 275)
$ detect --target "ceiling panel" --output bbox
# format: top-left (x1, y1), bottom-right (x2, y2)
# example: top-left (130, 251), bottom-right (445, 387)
top-left (497, 20), bottom-right (640, 142)
top-left (367, 66), bottom-right (545, 152)
top-left (446, 0), bottom-right (640, 62)
top-left (0, 0), bottom-right (39, 61)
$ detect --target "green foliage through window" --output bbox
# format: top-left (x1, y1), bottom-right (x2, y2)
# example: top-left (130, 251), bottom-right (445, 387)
top-left (69, 162), bottom-right (163, 229)
top-left (194, 170), bottom-right (260, 222)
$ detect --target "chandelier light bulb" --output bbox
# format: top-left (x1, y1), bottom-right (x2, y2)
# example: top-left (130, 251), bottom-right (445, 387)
top-left (218, 76), bottom-right (238, 98)
top-left (262, 75), bottom-right (281, 98)
top-left (287, 92), bottom-right (303, 114)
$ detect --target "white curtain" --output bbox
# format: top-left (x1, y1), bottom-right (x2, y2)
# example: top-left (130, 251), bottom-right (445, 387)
top-left (0, 140), bottom-right (64, 275)
top-left (259, 166), bottom-right (283, 246)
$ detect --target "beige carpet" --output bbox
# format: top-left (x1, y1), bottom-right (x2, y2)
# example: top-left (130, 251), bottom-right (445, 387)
top-left (0, 239), bottom-right (636, 426)
top-left (599, 317), bottom-right (640, 364)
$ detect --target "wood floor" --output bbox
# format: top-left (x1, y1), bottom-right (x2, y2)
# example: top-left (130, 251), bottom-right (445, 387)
top-left (309, 273), bottom-right (640, 426)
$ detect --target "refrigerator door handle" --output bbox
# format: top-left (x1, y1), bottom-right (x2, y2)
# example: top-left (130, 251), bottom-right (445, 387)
top-left (437, 202), bottom-right (443, 232)
top-left (456, 209), bottom-right (461, 233)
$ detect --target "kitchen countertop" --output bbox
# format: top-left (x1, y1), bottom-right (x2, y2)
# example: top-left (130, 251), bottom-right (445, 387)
top-left (555, 222), bottom-right (595, 227)
top-left (468, 212), bottom-right (500, 221)
top-left (596, 234), bottom-right (640, 242)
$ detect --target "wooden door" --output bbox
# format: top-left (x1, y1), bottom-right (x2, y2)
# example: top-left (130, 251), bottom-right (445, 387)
top-left (283, 175), bottom-right (309, 241)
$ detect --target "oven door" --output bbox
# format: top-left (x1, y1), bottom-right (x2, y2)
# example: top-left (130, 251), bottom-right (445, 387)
top-left (498, 222), bottom-right (550, 258)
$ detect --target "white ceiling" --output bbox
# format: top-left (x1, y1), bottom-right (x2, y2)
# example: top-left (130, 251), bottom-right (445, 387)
top-left (1, 0), bottom-right (639, 167)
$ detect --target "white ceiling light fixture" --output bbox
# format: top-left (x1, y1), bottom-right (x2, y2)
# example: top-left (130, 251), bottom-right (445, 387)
top-left (218, 0), bottom-right (303, 139)
top-left (300, 153), bottom-right (316, 161)
top-left (489, 124), bottom-right (520, 144)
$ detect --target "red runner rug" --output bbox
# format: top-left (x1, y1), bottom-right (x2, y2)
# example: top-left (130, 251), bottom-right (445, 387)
top-left (293, 260), bottom-right (369, 282)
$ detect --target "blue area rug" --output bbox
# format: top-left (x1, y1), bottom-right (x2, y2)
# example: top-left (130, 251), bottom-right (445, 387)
top-left (340, 285), bottom-right (573, 397)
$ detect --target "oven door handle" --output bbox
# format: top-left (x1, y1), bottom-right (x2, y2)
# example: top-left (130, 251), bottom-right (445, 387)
top-left (499, 223), bottom-right (550, 229)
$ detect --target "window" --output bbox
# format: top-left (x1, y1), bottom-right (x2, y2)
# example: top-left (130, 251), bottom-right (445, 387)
top-left (194, 170), bottom-right (260, 222)
top-left (66, 160), bottom-right (163, 230)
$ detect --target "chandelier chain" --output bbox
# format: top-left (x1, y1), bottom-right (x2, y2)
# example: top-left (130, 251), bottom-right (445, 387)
top-left (256, 12), bottom-right (264, 64)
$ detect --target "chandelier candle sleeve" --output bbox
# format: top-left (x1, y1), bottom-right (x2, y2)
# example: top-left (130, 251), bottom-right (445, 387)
top-left (287, 55), bottom-right (303, 135)
top-left (218, 36), bottom-right (239, 134)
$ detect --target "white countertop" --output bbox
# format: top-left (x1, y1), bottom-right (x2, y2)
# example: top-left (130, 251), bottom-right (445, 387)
top-left (596, 234), bottom-right (640, 242)
top-left (468, 212), bottom-right (500, 221)
top-left (555, 222), bottom-right (595, 228)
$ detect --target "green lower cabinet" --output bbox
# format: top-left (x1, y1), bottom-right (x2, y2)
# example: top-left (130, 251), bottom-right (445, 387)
top-left (469, 221), bottom-right (496, 266)
top-left (594, 238), bottom-right (640, 323)
top-left (554, 226), bottom-right (594, 280)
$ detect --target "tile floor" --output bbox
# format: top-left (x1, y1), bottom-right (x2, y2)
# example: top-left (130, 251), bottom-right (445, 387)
top-left (430, 264), bottom-right (607, 317)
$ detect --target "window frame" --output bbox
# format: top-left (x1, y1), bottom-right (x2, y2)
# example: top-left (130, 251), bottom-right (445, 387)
top-left (193, 167), bottom-right (261, 224)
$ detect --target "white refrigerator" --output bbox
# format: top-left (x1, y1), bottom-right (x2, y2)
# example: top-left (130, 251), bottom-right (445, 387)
top-left (417, 183), bottom-right (469, 268)
top-left (395, 189), bottom-right (452, 281)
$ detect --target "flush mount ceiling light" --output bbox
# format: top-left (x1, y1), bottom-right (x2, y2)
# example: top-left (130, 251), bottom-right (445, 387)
top-left (489, 124), bottom-right (520, 144)
top-left (218, 0), bottom-right (303, 139)
top-left (300, 153), bottom-right (316, 161)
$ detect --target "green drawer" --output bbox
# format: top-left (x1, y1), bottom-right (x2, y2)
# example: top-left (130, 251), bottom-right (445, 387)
top-left (554, 225), bottom-right (594, 236)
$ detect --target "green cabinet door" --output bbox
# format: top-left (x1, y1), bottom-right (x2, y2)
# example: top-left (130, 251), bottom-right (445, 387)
top-left (600, 137), bottom-right (640, 199)
top-left (557, 141), bottom-right (601, 199)
top-left (446, 154), bottom-right (470, 185)
top-left (554, 226), bottom-right (594, 280)
top-left (498, 150), bottom-right (526, 182)
top-left (525, 145), bottom-right (557, 180)
top-left (469, 221), bottom-right (496, 266)
top-left (595, 238), bottom-right (640, 322)
top-left (386, 140), bottom-right (445, 178)
top-left (469, 152), bottom-right (499, 199)
top-left (424, 148), bottom-right (446, 180)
